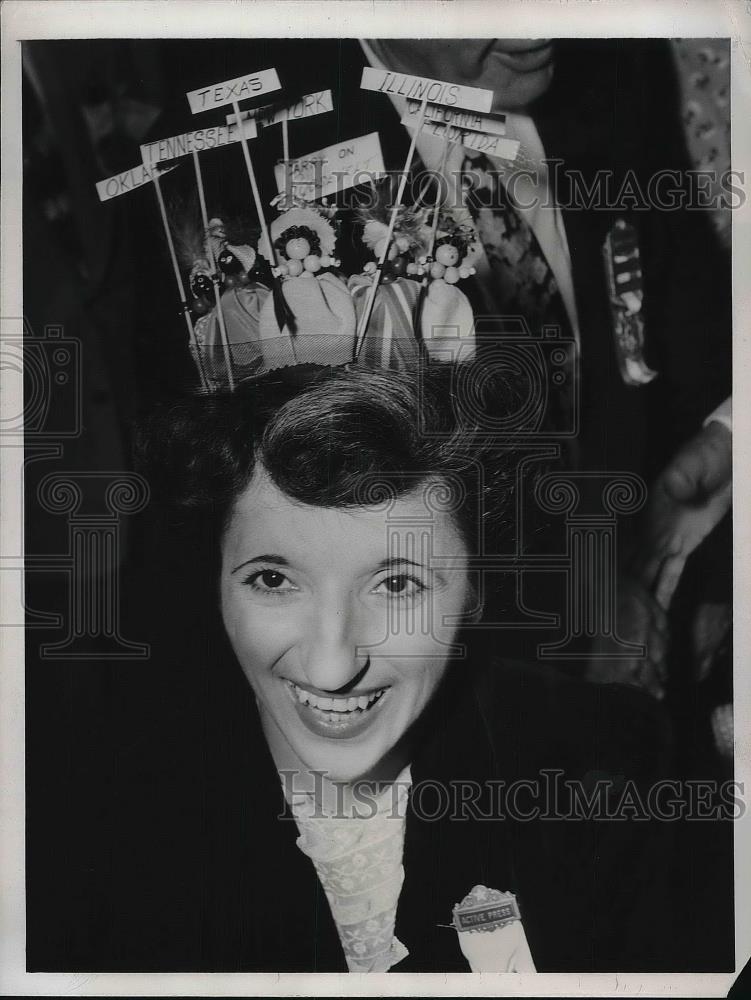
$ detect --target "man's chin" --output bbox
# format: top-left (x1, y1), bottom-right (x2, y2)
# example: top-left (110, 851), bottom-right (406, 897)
top-left (485, 59), bottom-right (555, 112)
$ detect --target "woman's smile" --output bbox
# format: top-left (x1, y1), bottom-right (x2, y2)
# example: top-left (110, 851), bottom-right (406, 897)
top-left (283, 677), bottom-right (391, 739)
top-left (220, 466), bottom-right (470, 783)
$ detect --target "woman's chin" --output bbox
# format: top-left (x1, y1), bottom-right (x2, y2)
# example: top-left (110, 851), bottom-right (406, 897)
top-left (296, 737), bottom-right (386, 785)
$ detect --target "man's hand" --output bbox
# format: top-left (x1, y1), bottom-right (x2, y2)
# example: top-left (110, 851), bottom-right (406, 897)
top-left (586, 574), bottom-right (669, 700)
top-left (634, 421), bottom-right (731, 609)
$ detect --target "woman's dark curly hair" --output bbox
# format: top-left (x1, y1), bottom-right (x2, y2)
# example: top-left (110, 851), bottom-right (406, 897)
top-left (136, 361), bottom-right (521, 561)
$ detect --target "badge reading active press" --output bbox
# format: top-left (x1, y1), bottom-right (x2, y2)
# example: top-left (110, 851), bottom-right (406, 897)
top-left (452, 884), bottom-right (521, 934)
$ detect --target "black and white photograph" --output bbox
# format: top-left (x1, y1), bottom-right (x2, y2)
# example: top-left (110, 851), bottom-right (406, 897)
top-left (1, 1), bottom-right (749, 995)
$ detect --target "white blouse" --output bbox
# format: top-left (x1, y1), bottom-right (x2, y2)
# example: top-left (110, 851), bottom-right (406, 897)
top-left (283, 767), bottom-right (412, 972)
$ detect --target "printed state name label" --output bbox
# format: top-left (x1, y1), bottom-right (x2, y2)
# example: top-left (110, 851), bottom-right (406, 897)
top-left (361, 66), bottom-right (493, 113)
top-left (95, 162), bottom-right (177, 202)
top-left (402, 113), bottom-right (520, 161)
top-left (274, 132), bottom-right (385, 200)
top-left (140, 120), bottom-right (258, 165)
top-left (187, 68), bottom-right (281, 113)
top-left (403, 99), bottom-right (506, 135)
top-left (227, 90), bottom-right (333, 129)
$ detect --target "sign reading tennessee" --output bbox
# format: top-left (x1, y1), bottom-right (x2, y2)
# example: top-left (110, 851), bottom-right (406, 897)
top-left (140, 119), bottom-right (258, 166)
top-left (361, 66), bottom-right (493, 114)
top-left (187, 68), bottom-right (281, 113)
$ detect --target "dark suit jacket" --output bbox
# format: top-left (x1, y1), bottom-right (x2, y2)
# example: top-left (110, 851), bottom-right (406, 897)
top-left (26, 606), bottom-right (729, 973)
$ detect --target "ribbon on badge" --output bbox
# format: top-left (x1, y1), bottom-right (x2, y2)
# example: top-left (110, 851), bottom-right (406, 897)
top-left (602, 219), bottom-right (658, 387)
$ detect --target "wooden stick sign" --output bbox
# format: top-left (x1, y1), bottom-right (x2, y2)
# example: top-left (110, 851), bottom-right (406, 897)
top-left (355, 69), bottom-right (494, 353)
top-left (186, 67), bottom-right (299, 339)
top-left (402, 112), bottom-right (521, 163)
top-left (94, 161), bottom-right (209, 389)
top-left (95, 160), bottom-right (177, 202)
top-left (139, 118), bottom-right (258, 167)
top-left (227, 90), bottom-right (334, 168)
top-left (187, 69), bottom-right (281, 267)
top-left (360, 66), bottom-right (493, 113)
top-left (226, 90), bottom-right (334, 132)
top-left (138, 120), bottom-right (263, 393)
top-left (401, 100), bottom-right (507, 136)
top-left (273, 132), bottom-right (385, 203)
top-left (186, 69), bottom-right (281, 113)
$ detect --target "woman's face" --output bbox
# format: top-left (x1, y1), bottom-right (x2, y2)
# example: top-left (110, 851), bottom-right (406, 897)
top-left (220, 467), bottom-right (470, 784)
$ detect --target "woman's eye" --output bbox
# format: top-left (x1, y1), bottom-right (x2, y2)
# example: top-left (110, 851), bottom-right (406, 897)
top-left (244, 569), bottom-right (297, 595)
top-left (374, 574), bottom-right (426, 600)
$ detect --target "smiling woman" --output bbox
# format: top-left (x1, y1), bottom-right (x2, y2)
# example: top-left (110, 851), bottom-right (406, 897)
top-left (143, 365), bottom-right (500, 794)
top-left (123, 360), bottom-right (682, 973)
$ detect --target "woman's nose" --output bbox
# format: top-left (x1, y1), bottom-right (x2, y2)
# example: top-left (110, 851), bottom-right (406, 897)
top-left (300, 599), bottom-right (368, 693)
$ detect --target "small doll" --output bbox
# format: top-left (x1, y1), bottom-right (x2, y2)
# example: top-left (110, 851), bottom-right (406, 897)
top-left (415, 219), bottom-right (480, 360)
top-left (360, 218), bottom-right (424, 282)
top-left (269, 199), bottom-right (341, 278)
top-left (347, 193), bottom-right (431, 368)
top-left (178, 213), bottom-right (271, 388)
top-left (420, 227), bottom-right (478, 285)
top-left (257, 202), bottom-right (356, 371)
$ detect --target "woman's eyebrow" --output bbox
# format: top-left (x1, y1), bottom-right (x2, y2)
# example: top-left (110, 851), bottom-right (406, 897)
top-left (231, 554), bottom-right (290, 575)
top-left (374, 556), bottom-right (425, 572)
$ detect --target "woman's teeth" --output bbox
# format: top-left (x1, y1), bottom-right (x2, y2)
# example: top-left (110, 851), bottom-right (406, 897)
top-left (287, 680), bottom-right (387, 715)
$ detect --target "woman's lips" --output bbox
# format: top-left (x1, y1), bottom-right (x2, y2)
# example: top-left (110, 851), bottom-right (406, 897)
top-left (284, 679), bottom-right (390, 741)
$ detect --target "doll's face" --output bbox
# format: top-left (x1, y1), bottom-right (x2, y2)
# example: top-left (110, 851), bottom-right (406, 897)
top-left (436, 244), bottom-right (460, 267)
top-left (367, 39), bottom-right (554, 112)
top-left (220, 468), bottom-right (470, 784)
top-left (285, 237), bottom-right (311, 261)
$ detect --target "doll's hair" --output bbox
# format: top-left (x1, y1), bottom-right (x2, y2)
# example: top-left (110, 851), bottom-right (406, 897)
top-left (136, 361), bottom-right (522, 555)
top-left (274, 224), bottom-right (322, 261)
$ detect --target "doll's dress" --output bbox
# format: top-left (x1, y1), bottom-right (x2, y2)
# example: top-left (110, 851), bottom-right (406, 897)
top-left (258, 271), bottom-right (356, 371)
top-left (347, 272), bottom-right (423, 369)
top-left (193, 282), bottom-right (271, 388)
top-left (419, 278), bottom-right (476, 360)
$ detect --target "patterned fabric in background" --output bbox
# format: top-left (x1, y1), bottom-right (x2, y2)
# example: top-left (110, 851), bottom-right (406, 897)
top-left (460, 151), bottom-right (576, 444)
top-left (671, 39), bottom-right (731, 247)
top-left (671, 39), bottom-right (732, 766)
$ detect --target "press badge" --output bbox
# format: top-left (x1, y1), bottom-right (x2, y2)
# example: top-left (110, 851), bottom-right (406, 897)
top-left (602, 219), bottom-right (658, 387)
top-left (452, 885), bottom-right (536, 972)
